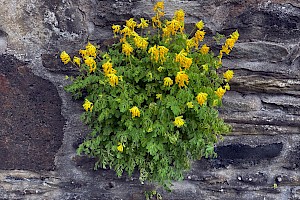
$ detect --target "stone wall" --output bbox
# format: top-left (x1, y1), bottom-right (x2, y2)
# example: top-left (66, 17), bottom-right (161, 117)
top-left (0, 0), bottom-right (299, 199)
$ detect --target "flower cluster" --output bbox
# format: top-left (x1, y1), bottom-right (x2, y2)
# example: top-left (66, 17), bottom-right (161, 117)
top-left (218, 30), bottom-right (239, 63)
top-left (174, 116), bottom-right (185, 127)
top-left (129, 106), bottom-right (141, 118)
top-left (62, 1), bottom-right (239, 190)
top-left (148, 45), bottom-right (169, 63)
top-left (60, 51), bottom-right (70, 64)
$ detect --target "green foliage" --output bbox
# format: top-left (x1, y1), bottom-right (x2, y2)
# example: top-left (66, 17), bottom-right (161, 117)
top-left (62, 2), bottom-right (238, 190)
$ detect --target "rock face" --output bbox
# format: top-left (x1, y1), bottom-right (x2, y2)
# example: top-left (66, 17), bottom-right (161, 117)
top-left (0, 54), bottom-right (64, 171)
top-left (0, 0), bottom-right (299, 199)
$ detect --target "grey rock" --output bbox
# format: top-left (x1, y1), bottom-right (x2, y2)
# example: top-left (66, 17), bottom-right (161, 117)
top-left (0, 0), bottom-right (300, 199)
top-left (228, 42), bottom-right (289, 63)
top-left (222, 91), bottom-right (262, 112)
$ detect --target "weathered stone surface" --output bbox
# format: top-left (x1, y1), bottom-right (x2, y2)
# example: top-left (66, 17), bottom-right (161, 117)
top-left (0, 54), bottom-right (64, 171)
top-left (41, 54), bottom-right (79, 75)
top-left (216, 143), bottom-right (283, 164)
top-left (0, 0), bottom-right (300, 199)
top-left (0, 29), bottom-right (8, 54)
top-left (229, 42), bottom-right (289, 62)
top-left (222, 91), bottom-right (262, 112)
top-left (231, 74), bottom-right (300, 95)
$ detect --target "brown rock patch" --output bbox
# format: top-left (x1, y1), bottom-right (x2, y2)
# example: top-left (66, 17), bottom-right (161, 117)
top-left (0, 54), bottom-right (64, 171)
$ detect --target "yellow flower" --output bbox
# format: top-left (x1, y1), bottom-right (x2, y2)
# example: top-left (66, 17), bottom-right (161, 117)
top-left (133, 36), bottom-right (148, 50)
top-left (148, 45), bottom-right (158, 58)
top-left (158, 45), bottom-right (169, 63)
top-left (225, 38), bottom-right (235, 49)
top-left (175, 50), bottom-right (192, 70)
top-left (224, 83), bottom-right (230, 91)
top-left (174, 116), bottom-right (185, 128)
top-left (200, 44), bottom-right (210, 54)
top-left (60, 51), bottom-right (71, 64)
top-left (175, 71), bottom-right (189, 88)
top-left (83, 99), bottom-right (93, 112)
top-left (202, 64), bottom-right (209, 71)
top-left (117, 142), bottom-right (124, 152)
top-left (84, 57), bottom-right (97, 73)
top-left (120, 26), bottom-right (133, 38)
top-left (137, 18), bottom-right (149, 29)
top-left (122, 42), bottom-right (133, 56)
top-left (119, 37), bottom-right (126, 43)
top-left (163, 77), bottom-right (173, 87)
top-left (196, 20), bottom-right (204, 30)
top-left (73, 56), bottom-right (81, 66)
top-left (79, 49), bottom-right (87, 58)
top-left (230, 30), bottom-right (239, 41)
top-left (220, 31), bottom-right (239, 56)
top-left (186, 102), bottom-right (194, 108)
top-left (152, 15), bottom-right (162, 28)
top-left (102, 53), bottom-right (110, 60)
top-left (165, 19), bottom-right (182, 35)
top-left (162, 26), bottom-right (171, 38)
top-left (175, 49), bottom-right (187, 63)
top-left (156, 94), bottom-right (162, 100)
top-left (148, 45), bottom-right (168, 63)
top-left (107, 74), bottom-right (119, 87)
top-left (112, 24), bottom-right (121, 34)
top-left (147, 72), bottom-right (153, 80)
top-left (194, 30), bottom-right (205, 42)
top-left (157, 66), bottom-right (164, 72)
top-left (215, 87), bottom-right (226, 99)
top-left (102, 60), bottom-right (115, 76)
top-left (212, 99), bottom-right (219, 107)
top-left (174, 9), bottom-right (185, 22)
top-left (126, 18), bottom-right (137, 30)
top-left (196, 92), bottom-right (208, 106)
top-left (86, 42), bottom-right (97, 58)
top-left (129, 106), bottom-right (141, 118)
top-left (221, 45), bottom-right (230, 55)
top-left (186, 39), bottom-right (197, 51)
top-left (153, 1), bottom-right (164, 12)
top-left (223, 70), bottom-right (234, 81)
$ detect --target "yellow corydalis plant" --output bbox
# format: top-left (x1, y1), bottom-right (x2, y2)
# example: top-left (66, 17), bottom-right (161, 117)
top-left (163, 77), bottom-right (173, 87)
top-left (174, 116), bottom-right (185, 128)
top-left (215, 87), bottom-right (226, 99)
top-left (148, 45), bottom-right (169, 63)
top-left (133, 36), bottom-right (148, 50)
top-left (117, 142), bottom-right (124, 152)
top-left (102, 60), bottom-right (116, 76)
top-left (126, 18), bottom-right (137, 30)
top-left (73, 56), bottom-right (81, 66)
top-left (60, 51), bottom-right (71, 64)
top-left (86, 42), bottom-right (97, 58)
top-left (175, 50), bottom-right (193, 70)
top-left (137, 18), bottom-right (149, 29)
top-left (152, 1), bottom-right (164, 28)
top-left (83, 99), bottom-right (93, 112)
top-left (129, 106), bottom-right (141, 118)
top-left (186, 102), bottom-right (194, 108)
top-left (175, 71), bottom-right (189, 88)
top-left (122, 42), bottom-right (134, 56)
top-left (196, 92), bottom-right (208, 106)
top-left (107, 74), bottom-right (119, 87)
top-left (84, 57), bottom-right (97, 73)
top-left (63, 1), bottom-right (239, 191)
top-left (200, 44), bottom-right (210, 55)
top-left (223, 70), bottom-right (234, 81)
top-left (219, 30), bottom-right (239, 62)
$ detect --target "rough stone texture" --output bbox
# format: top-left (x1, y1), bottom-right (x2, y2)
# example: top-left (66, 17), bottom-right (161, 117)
top-left (0, 54), bottom-right (64, 171)
top-left (0, 0), bottom-right (299, 199)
